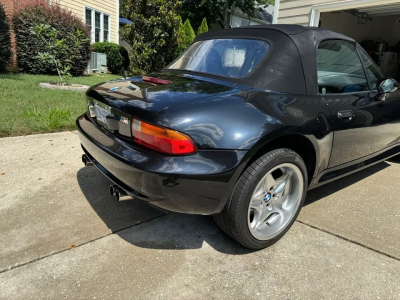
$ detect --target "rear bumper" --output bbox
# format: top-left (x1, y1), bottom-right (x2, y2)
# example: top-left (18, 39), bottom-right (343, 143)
top-left (76, 113), bottom-right (248, 215)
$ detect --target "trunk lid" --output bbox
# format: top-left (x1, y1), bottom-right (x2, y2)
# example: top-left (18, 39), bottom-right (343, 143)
top-left (86, 73), bottom-right (241, 121)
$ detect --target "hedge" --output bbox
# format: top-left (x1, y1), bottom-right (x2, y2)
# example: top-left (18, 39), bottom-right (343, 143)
top-left (92, 42), bottom-right (130, 74)
top-left (0, 3), bottom-right (11, 72)
top-left (13, 0), bottom-right (91, 76)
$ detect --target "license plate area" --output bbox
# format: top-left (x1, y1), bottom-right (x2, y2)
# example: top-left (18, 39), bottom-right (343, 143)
top-left (94, 102), bottom-right (111, 126)
top-left (90, 100), bottom-right (131, 137)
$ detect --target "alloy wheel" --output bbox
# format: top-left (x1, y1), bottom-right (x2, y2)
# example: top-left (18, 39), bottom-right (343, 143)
top-left (247, 163), bottom-right (304, 240)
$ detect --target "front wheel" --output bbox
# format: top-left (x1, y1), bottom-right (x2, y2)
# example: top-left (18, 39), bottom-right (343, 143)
top-left (214, 148), bottom-right (308, 249)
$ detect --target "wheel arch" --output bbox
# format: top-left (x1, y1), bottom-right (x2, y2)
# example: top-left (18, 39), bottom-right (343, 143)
top-left (240, 132), bottom-right (323, 187)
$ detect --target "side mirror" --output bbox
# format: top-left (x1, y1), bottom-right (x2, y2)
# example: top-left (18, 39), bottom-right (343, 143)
top-left (378, 78), bottom-right (397, 93)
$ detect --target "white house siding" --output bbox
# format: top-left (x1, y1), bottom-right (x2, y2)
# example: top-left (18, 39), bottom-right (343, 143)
top-left (277, 0), bottom-right (357, 25)
top-left (277, 0), bottom-right (400, 26)
top-left (58, 0), bottom-right (118, 43)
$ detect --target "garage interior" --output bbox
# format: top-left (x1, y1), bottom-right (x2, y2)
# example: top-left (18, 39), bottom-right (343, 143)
top-left (320, 3), bottom-right (400, 81)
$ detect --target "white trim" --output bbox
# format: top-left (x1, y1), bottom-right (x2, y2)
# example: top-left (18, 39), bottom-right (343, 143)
top-left (310, 0), bottom-right (400, 27)
top-left (117, 0), bottom-right (120, 44)
top-left (91, 9), bottom-right (95, 42)
top-left (273, 0), bottom-right (280, 24)
top-left (100, 11), bottom-right (104, 42)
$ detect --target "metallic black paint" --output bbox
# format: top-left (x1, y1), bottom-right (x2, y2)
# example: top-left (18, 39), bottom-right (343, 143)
top-left (324, 90), bottom-right (400, 168)
top-left (77, 114), bottom-right (249, 214)
top-left (86, 73), bottom-right (244, 121)
top-left (77, 26), bottom-right (400, 215)
top-left (152, 90), bottom-right (333, 178)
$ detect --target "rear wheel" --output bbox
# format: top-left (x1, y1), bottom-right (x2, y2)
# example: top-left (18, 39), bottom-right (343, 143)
top-left (214, 148), bottom-right (308, 249)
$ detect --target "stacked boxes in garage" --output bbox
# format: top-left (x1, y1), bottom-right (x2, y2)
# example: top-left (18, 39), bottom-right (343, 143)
top-left (376, 52), bottom-right (398, 79)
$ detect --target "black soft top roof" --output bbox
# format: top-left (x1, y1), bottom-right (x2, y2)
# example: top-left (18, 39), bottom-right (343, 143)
top-left (192, 25), bottom-right (357, 95)
top-left (197, 24), bottom-right (354, 42)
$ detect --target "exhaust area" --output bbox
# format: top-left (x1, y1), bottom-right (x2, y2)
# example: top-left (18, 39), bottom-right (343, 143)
top-left (109, 185), bottom-right (133, 201)
top-left (115, 189), bottom-right (133, 201)
top-left (109, 185), bottom-right (118, 196)
top-left (82, 154), bottom-right (93, 166)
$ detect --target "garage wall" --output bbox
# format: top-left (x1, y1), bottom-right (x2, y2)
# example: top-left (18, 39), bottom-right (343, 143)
top-left (277, 0), bottom-right (357, 26)
top-left (321, 12), bottom-right (395, 45)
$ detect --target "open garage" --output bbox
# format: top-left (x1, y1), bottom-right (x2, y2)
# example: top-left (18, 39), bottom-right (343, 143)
top-left (320, 3), bottom-right (400, 80)
top-left (277, 0), bottom-right (400, 81)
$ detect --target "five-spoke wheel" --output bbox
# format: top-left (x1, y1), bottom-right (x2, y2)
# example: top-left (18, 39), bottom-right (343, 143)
top-left (248, 163), bottom-right (303, 240)
top-left (214, 148), bottom-right (307, 249)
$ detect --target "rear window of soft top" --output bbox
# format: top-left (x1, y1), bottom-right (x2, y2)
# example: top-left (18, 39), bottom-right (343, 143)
top-left (167, 39), bottom-right (270, 78)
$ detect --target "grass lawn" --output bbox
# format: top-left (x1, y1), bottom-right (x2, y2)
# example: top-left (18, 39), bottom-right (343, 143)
top-left (0, 73), bottom-right (121, 137)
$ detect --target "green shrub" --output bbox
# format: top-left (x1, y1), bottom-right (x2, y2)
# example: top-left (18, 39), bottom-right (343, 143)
top-left (13, 0), bottom-right (91, 76)
top-left (197, 17), bottom-right (208, 35)
top-left (122, 0), bottom-right (182, 74)
top-left (178, 19), bottom-right (195, 53)
top-left (92, 42), bottom-right (130, 74)
top-left (183, 19), bottom-right (195, 47)
top-left (31, 23), bottom-right (89, 84)
top-left (0, 3), bottom-right (11, 72)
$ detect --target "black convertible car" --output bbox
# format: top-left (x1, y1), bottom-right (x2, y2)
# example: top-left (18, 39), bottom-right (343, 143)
top-left (77, 25), bottom-right (400, 249)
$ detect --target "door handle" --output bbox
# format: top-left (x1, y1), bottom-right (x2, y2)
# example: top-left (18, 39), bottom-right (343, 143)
top-left (338, 110), bottom-right (354, 122)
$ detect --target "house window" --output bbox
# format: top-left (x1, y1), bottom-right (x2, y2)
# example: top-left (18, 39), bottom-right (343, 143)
top-left (85, 9), bottom-right (92, 32)
top-left (241, 20), bottom-right (251, 27)
top-left (85, 7), bottom-right (110, 43)
top-left (103, 15), bottom-right (109, 42)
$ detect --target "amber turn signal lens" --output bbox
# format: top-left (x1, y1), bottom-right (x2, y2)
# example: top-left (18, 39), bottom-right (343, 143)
top-left (132, 119), bottom-right (197, 155)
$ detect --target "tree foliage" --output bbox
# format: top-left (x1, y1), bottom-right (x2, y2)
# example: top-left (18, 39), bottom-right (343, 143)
top-left (181, 0), bottom-right (275, 29)
top-left (122, 0), bottom-right (182, 74)
top-left (177, 18), bottom-right (196, 54)
top-left (0, 3), bottom-right (11, 72)
top-left (197, 17), bottom-right (208, 35)
top-left (13, 0), bottom-right (91, 76)
top-left (31, 23), bottom-right (74, 84)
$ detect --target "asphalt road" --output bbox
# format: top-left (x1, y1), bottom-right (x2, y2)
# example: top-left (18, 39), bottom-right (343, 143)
top-left (1, 132), bottom-right (399, 299)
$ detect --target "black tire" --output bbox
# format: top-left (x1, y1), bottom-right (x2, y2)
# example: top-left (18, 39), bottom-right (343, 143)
top-left (390, 155), bottom-right (400, 162)
top-left (213, 148), bottom-right (308, 250)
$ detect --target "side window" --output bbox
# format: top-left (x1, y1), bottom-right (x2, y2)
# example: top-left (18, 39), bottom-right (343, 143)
top-left (317, 40), bottom-right (369, 94)
top-left (358, 47), bottom-right (384, 90)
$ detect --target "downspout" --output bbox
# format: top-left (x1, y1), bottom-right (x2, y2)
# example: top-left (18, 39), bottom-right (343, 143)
top-left (273, 0), bottom-right (280, 24)
top-left (117, 0), bottom-right (120, 44)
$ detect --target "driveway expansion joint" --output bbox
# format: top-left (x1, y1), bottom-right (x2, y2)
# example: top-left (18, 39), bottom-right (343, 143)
top-left (0, 213), bottom-right (167, 275)
top-left (296, 220), bottom-right (400, 262)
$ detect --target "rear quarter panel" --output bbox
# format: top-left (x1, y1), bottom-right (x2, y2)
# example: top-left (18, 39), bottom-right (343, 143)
top-left (152, 90), bottom-right (333, 178)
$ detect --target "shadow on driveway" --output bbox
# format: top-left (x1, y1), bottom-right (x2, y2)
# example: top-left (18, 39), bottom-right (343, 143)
top-left (77, 167), bottom-right (251, 255)
top-left (77, 161), bottom-right (391, 254)
top-left (305, 161), bottom-right (390, 206)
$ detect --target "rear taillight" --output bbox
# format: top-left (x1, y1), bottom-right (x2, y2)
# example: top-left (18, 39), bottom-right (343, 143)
top-left (132, 119), bottom-right (197, 155)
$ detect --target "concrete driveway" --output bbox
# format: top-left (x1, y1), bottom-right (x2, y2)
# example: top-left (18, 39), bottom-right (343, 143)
top-left (1, 132), bottom-right (399, 299)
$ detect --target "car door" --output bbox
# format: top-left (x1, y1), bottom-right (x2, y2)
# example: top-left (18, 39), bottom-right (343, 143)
top-left (317, 40), bottom-right (398, 168)
top-left (358, 46), bottom-right (400, 147)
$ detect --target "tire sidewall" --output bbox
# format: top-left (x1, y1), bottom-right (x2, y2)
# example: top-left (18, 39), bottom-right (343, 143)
top-left (235, 150), bottom-right (308, 249)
